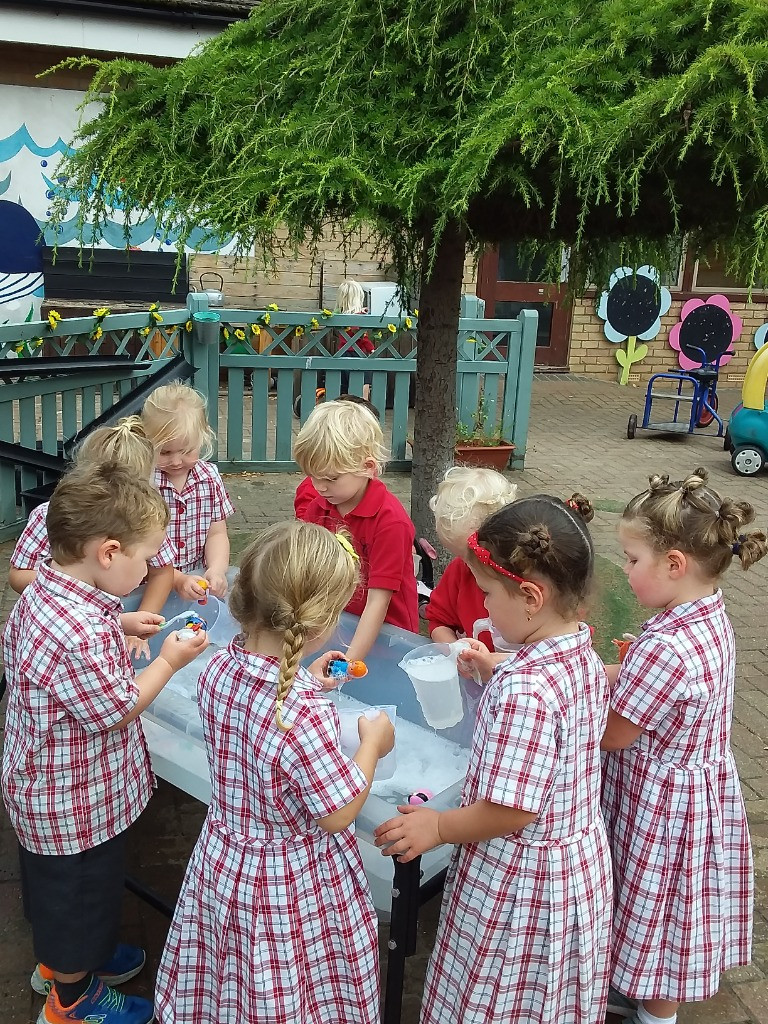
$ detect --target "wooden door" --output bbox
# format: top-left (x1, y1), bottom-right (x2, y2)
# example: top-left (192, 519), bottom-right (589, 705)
top-left (477, 244), bottom-right (572, 368)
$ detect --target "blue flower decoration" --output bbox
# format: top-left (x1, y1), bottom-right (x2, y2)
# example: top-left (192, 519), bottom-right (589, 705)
top-left (754, 323), bottom-right (768, 350)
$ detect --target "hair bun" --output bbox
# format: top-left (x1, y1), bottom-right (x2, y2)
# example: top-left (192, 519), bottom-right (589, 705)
top-left (680, 467), bottom-right (708, 497)
top-left (519, 524), bottom-right (551, 557)
top-left (567, 493), bottom-right (594, 523)
top-left (648, 473), bottom-right (671, 493)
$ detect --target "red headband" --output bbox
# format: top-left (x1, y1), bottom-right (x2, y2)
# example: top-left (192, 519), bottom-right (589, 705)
top-left (467, 532), bottom-right (531, 585)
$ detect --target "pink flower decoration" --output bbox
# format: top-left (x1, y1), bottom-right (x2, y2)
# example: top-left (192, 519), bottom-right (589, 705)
top-left (668, 294), bottom-right (741, 371)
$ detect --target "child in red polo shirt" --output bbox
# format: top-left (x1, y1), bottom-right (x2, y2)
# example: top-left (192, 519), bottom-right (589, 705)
top-left (426, 467), bottom-right (519, 653)
top-left (294, 394), bottom-right (381, 518)
top-left (293, 400), bottom-right (418, 660)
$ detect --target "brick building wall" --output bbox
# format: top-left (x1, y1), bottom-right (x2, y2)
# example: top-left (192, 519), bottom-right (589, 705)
top-left (568, 293), bottom-right (768, 386)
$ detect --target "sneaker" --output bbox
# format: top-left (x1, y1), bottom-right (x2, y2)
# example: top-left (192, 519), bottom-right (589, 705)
top-left (37, 977), bottom-right (153, 1024)
top-left (31, 944), bottom-right (146, 995)
top-left (607, 987), bottom-right (638, 1018)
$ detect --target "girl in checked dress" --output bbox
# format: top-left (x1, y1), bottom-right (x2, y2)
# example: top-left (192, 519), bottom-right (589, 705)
top-left (602, 468), bottom-right (766, 1024)
top-left (154, 522), bottom-right (394, 1024)
top-left (375, 495), bottom-right (612, 1024)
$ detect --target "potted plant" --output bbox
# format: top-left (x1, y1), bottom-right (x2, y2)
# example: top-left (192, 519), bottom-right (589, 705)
top-left (454, 393), bottom-right (515, 470)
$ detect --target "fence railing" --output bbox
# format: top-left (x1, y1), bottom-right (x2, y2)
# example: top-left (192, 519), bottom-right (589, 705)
top-left (185, 301), bottom-right (538, 473)
top-left (0, 299), bottom-right (537, 536)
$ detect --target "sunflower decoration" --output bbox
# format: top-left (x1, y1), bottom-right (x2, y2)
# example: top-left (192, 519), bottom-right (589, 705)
top-left (596, 266), bottom-right (671, 385)
top-left (149, 301), bottom-right (163, 325)
top-left (47, 310), bottom-right (62, 331)
top-left (90, 306), bottom-right (110, 343)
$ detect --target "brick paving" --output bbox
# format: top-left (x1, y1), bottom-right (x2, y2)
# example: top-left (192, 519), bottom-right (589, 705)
top-left (1, 375), bottom-right (767, 1022)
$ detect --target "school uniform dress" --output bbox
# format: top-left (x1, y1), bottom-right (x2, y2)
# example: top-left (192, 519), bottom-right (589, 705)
top-left (601, 592), bottom-right (753, 1002)
top-left (421, 626), bottom-right (612, 1024)
top-left (154, 649), bottom-right (380, 1024)
top-left (302, 478), bottom-right (419, 631)
top-left (10, 499), bottom-right (177, 570)
top-left (154, 461), bottom-right (235, 574)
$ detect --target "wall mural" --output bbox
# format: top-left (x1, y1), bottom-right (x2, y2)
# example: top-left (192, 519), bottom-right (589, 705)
top-left (596, 265), bottom-right (672, 385)
top-left (668, 295), bottom-right (741, 370)
top-left (0, 84), bottom-right (232, 330)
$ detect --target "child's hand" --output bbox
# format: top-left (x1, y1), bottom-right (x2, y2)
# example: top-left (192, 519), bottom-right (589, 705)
top-left (120, 611), bottom-right (164, 639)
top-left (457, 638), bottom-right (496, 683)
top-left (175, 573), bottom-right (209, 602)
top-left (374, 806), bottom-right (444, 862)
top-left (203, 569), bottom-right (228, 598)
top-left (605, 663), bottom-right (621, 687)
top-left (158, 629), bottom-right (209, 671)
top-left (308, 649), bottom-right (348, 691)
top-left (125, 635), bottom-right (151, 661)
top-left (358, 710), bottom-right (395, 759)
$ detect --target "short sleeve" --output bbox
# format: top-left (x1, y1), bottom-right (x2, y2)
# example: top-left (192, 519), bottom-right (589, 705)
top-left (148, 534), bottom-right (177, 569)
top-left (612, 634), bottom-right (689, 731)
top-left (44, 633), bottom-right (139, 732)
top-left (477, 691), bottom-right (560, 814)
top-left (11, 504), bottom-right (51, 569)
top-left (211, 469), bottom-right (236, 521)
top-left (366, 519), bottom-right (414, 593)
top-left (425, 561), bottom-right (462, 632)
top-left (280, 705), bottom-right (368, 820)
top-left (294, 478), bottom-right (318, 519)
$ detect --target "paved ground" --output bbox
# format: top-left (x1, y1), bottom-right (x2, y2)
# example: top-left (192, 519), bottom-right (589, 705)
top-left (1, 375), bottom-right (768, 1022)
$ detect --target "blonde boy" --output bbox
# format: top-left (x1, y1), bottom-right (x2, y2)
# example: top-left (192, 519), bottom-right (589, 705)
top-left (294, 401), bottom-right (418, 659)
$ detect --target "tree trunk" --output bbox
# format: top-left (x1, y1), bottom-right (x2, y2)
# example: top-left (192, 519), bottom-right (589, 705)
top-left (411, 220), bottom-right (467, 571)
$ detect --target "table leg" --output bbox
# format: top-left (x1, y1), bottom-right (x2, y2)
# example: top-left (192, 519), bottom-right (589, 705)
top-left (382, 855), bottom-right (421, 1024)
top-left (124, 874), bottom-right (175, 918)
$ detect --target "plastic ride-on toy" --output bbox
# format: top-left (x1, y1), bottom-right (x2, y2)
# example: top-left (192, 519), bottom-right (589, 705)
top-left (726, 343), bottom-right (768, 476)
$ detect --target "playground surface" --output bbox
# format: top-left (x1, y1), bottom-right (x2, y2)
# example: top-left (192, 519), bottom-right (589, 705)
top-left (1, 373), bottom-right (768, 1023)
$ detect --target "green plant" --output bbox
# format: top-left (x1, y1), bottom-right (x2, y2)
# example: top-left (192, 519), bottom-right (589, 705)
top-left (455, 393), bottom-right (509, 447)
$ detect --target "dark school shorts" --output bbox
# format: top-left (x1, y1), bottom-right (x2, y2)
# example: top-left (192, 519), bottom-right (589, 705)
top-left (19, 830), bottom-right (126, 973)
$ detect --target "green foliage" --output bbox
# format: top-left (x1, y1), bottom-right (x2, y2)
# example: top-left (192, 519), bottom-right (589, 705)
top-left (47, 0), bottom-right (768, 291)
top-left (456, 392), bottom-right (506, 445)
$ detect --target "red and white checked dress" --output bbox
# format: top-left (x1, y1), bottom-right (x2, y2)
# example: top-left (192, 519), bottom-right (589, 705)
top-left (10, 500), bottom-right (177, 570)
top-left (421, 626), bottom-right (612, 1024)
top-left (601, 592), bottom-right (753, 1002)
top-left (154, 647), bottom-right (380, 1024)
top-left (154, 461), bottom-right (235, 574)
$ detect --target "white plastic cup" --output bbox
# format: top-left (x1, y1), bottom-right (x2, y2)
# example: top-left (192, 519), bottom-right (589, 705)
top-left (398, 643), bottom-right (464, 730)
top-left (338, 705), bottom-right (397, 781)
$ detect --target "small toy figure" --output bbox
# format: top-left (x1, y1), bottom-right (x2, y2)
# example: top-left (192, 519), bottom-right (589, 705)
top-left (197, 579), bottom-right (209, 606)
top-left (327, 659), bottom-right (368, 682)
top-left (178, 613), bottom-right (208, 641)
top-left (407, 789), bottom-right (434, 805)
top-left (612, 633), bottom-right (635, 663)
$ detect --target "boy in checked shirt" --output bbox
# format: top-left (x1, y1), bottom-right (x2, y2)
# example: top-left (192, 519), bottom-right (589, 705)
top-left (1, 463), bottom-right (208, 1024)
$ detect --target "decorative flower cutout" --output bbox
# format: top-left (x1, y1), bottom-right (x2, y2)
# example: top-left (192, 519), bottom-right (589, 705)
top-left (47, 310), bottom-right (62, 331)
top-left (597, 265), bottom-right (671, 385)
top-left (754, 324), bottom-right (768, 350)
top-left (668, 294), bottom-right (741, 370)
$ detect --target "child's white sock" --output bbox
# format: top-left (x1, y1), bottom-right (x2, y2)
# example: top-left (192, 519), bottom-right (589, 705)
top-left (638, 1005), bottom-right (677, 1024)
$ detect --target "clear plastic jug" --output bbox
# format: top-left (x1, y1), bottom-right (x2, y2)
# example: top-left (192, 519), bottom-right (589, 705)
top-left (398, 642), bottom-right (467, 730)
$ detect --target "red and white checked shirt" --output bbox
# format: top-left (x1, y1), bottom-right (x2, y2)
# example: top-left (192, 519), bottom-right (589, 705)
top-left (154, 462), bottom-right (235, 575)
top-left (1, 563), bottom-right (153, 855)
top-left (10, 500), bottom-right (177, 571)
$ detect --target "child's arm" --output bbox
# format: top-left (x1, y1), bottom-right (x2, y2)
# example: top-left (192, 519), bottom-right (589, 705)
top-left (137, 564), bottom-right (174, 614)
top-left (374, 799), bottom-right (537, 862)
top-left (425, 565), bottom-right (461, 643)
top-left (601, 709), bottom-right (644, 751)
top-left (111, 629), bottom-right (209, 729)
top-left (315, 712), bottom-right (394, 833)
top-left (203, 518), bottom-right (230, 597)
top-left (431, 625), bottom-right (460, 643)
top-left (9, 567), bottom-right (37, 594)
top-left (345, 588), bottom-right (392, 663)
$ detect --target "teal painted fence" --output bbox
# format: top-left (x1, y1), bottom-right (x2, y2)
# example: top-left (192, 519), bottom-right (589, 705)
top-left (0, 299), bottom-right (537, 537)
top-left (185, 302), bottom-right (538, 473)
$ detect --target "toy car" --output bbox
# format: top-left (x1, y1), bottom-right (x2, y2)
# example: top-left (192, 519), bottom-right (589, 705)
top-left (727, 343), bottom-right (768, 476)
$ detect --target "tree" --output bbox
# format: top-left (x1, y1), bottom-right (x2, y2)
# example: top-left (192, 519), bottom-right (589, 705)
top-left (52, 0), bottom-right (768, 543)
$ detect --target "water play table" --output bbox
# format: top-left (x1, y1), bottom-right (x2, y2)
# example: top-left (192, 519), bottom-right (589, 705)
top-left (131, 593), bottom-right (481, 1023)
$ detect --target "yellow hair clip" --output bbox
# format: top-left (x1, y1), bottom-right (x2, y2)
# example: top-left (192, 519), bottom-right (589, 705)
top-left (336, 533), bottom-right (359, 561)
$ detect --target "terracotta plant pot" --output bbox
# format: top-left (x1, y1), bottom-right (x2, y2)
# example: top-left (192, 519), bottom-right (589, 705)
top-left (454, 442), bottom-right (515, 470)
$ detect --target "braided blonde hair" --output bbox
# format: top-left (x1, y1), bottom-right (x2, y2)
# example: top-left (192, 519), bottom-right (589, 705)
top-left (229, 522), bottom-right (359, 731)
top-left (623, 466), bottom-right (768, 576)
top-left (74, 415), bottom-right (156, 481)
